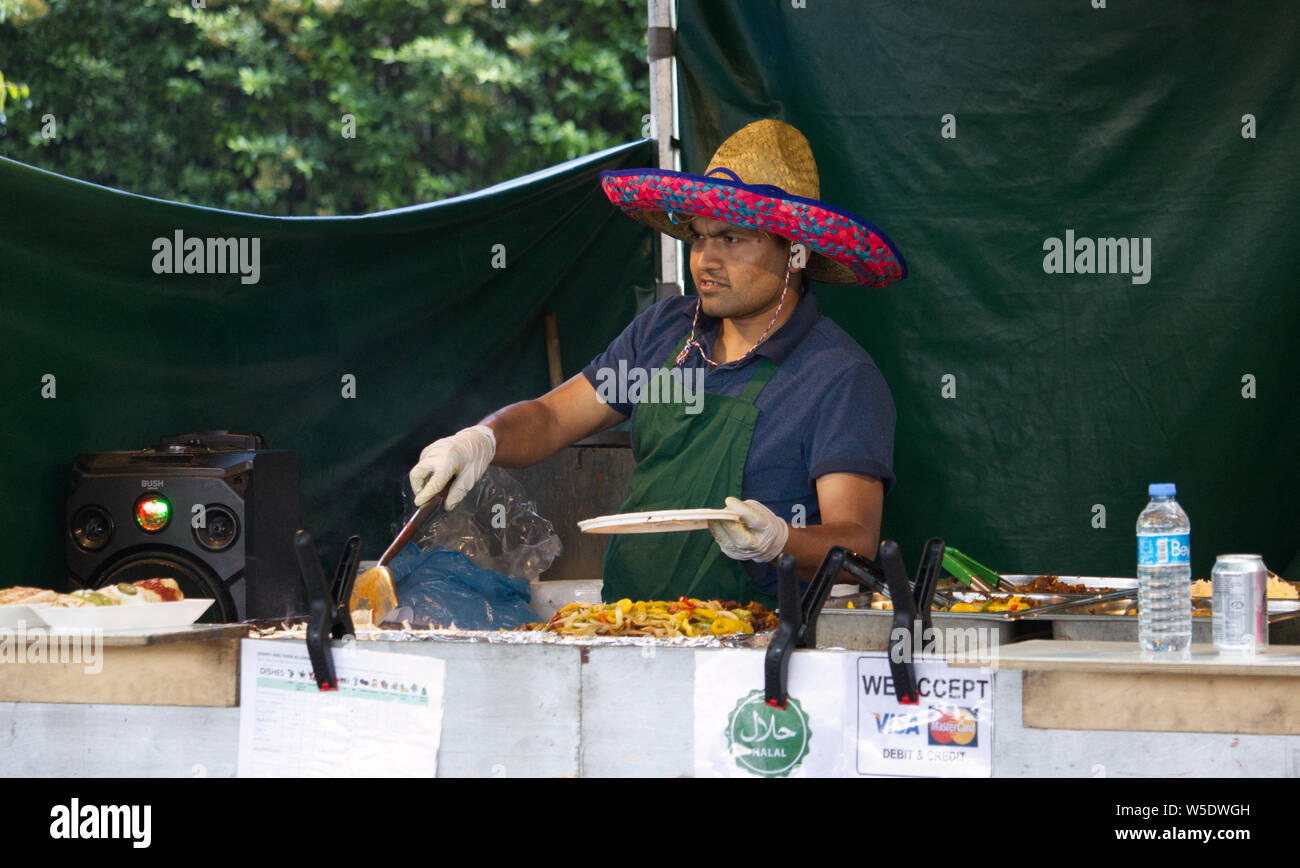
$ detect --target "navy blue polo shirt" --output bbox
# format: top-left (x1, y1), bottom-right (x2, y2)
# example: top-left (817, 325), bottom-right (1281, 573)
top-left (580, 285), bottom-right (896, 596)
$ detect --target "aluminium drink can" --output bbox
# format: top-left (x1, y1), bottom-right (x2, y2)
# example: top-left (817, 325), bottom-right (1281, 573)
top-left (1211, 554), bottom-right (1268, 654)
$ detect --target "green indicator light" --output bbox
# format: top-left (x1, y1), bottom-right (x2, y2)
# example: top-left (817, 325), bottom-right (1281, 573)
top-left (135, 494), bottom-right (171, 533)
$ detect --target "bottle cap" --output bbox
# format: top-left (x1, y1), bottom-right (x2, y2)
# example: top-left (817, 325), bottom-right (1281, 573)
top-left (1148, 482), bottom-right (1176, 497)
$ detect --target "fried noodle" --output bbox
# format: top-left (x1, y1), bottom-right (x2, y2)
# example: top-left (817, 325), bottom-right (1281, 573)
top-left (519, 598), bottom-right (778, 638)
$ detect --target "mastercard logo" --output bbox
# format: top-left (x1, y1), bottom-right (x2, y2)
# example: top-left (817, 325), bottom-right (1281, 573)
top-left (928, 708), bottom-right (978, 747)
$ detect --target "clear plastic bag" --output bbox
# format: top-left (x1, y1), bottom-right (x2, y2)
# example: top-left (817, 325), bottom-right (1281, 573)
top-left (381, 467), bottom-right (560, 630)
top-left (406, 466), bottom-right (562, 582)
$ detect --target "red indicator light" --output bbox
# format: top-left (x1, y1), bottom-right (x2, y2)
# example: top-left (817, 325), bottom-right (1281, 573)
top-left (135, 494), bottom-right (171, 533)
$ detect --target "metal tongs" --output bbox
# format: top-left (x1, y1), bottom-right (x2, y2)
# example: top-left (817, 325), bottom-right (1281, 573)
top-left (294, 531), bottom-right (362, 691)
top-left (1017, 587), bottom-right (1134, 618)
top-left (943, 546), bottom-right (1004, 595)
top-left (764, 539), bottom-right (946, 708)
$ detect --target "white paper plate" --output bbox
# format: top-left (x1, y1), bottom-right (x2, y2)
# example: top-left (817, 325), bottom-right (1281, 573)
top-left (578, 508), bottom-right (740, 534)
top-left (29, 599), bottom-right (215, 631)
top-left (0, 604), bottom-right (44, 629)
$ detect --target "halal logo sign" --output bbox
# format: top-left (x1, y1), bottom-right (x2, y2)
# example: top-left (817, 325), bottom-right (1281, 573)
top-left (725, 690), bottom-right (811, 778)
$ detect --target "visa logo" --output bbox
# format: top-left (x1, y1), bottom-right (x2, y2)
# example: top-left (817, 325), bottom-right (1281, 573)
top-left (873, 712), bottom-right (921, 735)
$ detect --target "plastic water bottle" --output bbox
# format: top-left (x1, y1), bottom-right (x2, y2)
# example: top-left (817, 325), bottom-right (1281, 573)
top-left (1136, 482), bottom-right (1192, 653)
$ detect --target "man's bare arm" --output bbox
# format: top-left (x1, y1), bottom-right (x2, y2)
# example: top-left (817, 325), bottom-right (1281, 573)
top-left (780, 473), bottom-right (884, 582)
top-left (480, 374), bottom-right (627, 468)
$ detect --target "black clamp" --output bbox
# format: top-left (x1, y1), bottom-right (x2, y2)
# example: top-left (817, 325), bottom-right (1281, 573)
top-left (294, 531), bottom-right (362, 691)
top-left (763, 554), bottom-right (802, 710)
top-left (912, 537), bottom-right (946, 638)
top-left (764, 548), bottom-right (864, 708)
top-left (763, 539), bottom-right (946, 708)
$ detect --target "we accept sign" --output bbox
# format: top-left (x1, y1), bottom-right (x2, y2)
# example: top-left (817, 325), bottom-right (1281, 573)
top-left (693, 650), bottom-right (993, 778)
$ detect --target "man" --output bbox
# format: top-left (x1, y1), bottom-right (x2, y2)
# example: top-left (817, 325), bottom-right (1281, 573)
top-left (410, 119), bottom-right (906, 606)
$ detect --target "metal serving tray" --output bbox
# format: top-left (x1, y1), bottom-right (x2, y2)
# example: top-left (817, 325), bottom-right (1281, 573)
top-left (919, 573), bottom-right (1300, 643)
top-left (948, 592), bottom-right (1069, 610)
top-left (996, 575), bottom-right (1137, 594)
top-left (813, 608), bottom-right (1023, 652)
top-left (1019, 594), bottom-right (1300, 643)
top-left (813, 593), bottom-right (1064, 651)
top-left (997, 574), bottom-right (1300, 605)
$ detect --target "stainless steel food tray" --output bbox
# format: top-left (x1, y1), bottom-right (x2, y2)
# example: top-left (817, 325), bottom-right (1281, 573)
top-left (813, 594), bottom-right (1064, 652)
top-left (813, 609), bottom-right (1029, 652)
top-left (993, 574), bottom-right (1299, 602)
top-left (996, 575), bottom-right (1137, 593)
top-left (1019, 595), bottom-right (1300, 643)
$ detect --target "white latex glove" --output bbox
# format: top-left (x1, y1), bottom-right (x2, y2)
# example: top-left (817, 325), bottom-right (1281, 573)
top-left (409, 425), bottom-right (497, 509)
top-left (708, 496), bottom-right (790, 563)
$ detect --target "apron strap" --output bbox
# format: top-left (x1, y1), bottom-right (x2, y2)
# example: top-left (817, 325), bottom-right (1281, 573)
top-left (739, 357), bottom-right (778, 403)
top-left (661, 335), bottom-right (779, 404)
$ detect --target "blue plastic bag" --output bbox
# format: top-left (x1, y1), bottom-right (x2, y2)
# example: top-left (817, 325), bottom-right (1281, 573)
top-left (387, 543), bottom-right (539, 630)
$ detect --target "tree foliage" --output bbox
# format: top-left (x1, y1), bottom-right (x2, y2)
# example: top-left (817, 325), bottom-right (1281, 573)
top-left (0, 0), bottom-right (649, 214)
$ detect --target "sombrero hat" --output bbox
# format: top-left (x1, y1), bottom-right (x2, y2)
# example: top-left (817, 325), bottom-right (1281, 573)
top-left (599, 119), bottom-right (906, 287)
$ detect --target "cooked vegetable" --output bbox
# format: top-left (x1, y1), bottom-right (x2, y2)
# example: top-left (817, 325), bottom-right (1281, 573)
top-left (73, 591), bottom-right (116, 607)
top-left (1019, 576), bottom-right (1115, 594)
top-left (945, 595), bottom-right (1038, 613)
top-left (518, 598), bottom-right (778, 637)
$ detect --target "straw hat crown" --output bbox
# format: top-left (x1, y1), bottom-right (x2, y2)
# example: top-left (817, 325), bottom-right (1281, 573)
top-left (705, 120), bottom-right (821, 200)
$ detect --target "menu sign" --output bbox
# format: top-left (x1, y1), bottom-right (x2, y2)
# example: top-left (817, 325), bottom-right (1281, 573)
top-left (238, 639), bottom-right (446, 777)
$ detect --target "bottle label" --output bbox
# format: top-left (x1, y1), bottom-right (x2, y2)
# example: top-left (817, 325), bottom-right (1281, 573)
top-left (1138, 533), bottom-right (1190, 566)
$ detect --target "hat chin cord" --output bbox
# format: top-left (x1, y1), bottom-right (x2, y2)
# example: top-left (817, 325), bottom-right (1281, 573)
top-left (675, 253), bottom-right (797, 369)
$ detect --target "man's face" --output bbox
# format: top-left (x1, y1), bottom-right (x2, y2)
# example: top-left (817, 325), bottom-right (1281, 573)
top-left (686, 216), bottom-right (796, 321)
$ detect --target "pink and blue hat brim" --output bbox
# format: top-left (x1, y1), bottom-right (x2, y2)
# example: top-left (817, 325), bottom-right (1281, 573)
top-left (599, 167), bottom-right (906, 287)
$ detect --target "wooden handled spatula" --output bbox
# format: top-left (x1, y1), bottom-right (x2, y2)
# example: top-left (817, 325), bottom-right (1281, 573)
top-left (349, 491), bottom-right (445, 623)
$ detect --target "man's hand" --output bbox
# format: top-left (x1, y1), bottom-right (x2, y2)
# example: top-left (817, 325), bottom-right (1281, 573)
top-left (409, 425), bottom-right (496, 508)
top-left (410, 374), bottom-right (626, 511)
top-left (708, 496), bottom-right (790, 563)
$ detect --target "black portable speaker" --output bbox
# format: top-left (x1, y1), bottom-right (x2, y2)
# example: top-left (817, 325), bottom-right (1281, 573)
top-left (65, 430), bottom-right (305, 622)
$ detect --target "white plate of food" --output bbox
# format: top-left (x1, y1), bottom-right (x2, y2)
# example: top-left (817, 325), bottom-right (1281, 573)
top-left (578, 508), bottom-right (741, 534)
top-left (33, 598), bottom-right (215, 631)
top-left (0, 587), bottom-right (60, 628)
top-left (0, 604), bottom-right (48, 629)
top-left (2, 579), bottom-right (212, 631)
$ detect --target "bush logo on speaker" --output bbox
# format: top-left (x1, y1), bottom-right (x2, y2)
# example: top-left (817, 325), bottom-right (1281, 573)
top-left (928, 707), bottom-right (978, 747)
top-left (725, 690), bottom-right (811, 778)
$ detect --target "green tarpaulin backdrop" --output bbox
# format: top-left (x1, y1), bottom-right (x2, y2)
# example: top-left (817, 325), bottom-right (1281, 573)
top-left (2, 0), bottom-right (1298, 587)
top-left (675, 0), bottom-right (1299, 578)
top-left (0, 141), bottom-right (653, 582)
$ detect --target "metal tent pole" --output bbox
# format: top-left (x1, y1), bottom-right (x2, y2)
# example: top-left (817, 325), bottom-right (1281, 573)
top-left (647, 0), bottom-right (682, 300)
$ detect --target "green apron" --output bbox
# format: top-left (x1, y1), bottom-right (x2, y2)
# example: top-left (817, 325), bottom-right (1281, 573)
top-left (601, 338), bottom-right (780, 608)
